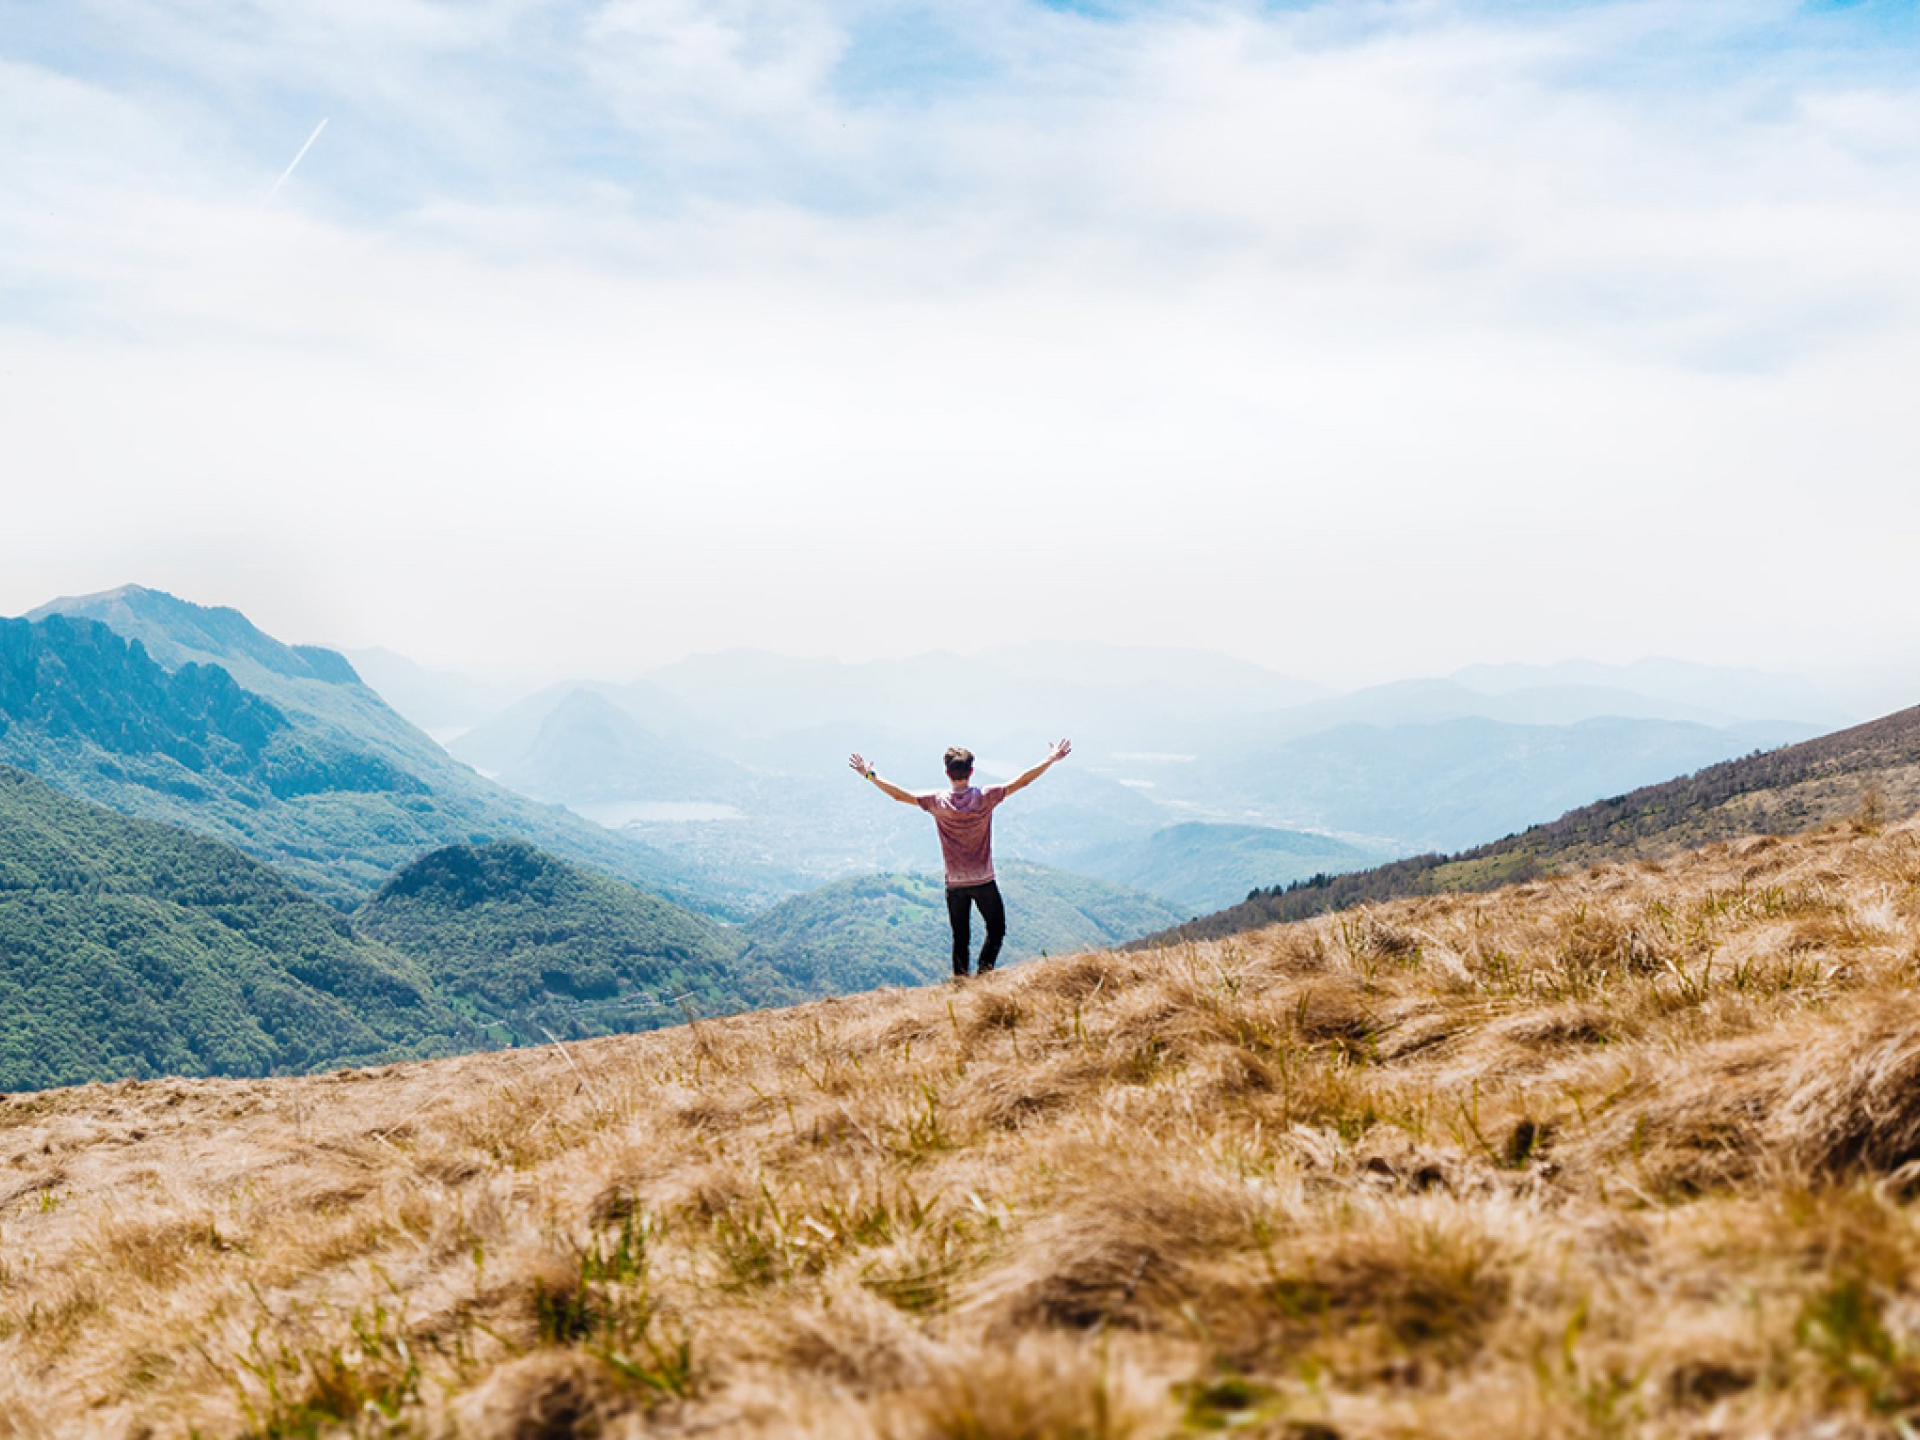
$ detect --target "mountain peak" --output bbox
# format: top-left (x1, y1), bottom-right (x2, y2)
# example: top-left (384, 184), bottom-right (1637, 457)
top-left (28, 585), bottom-right (361, 687)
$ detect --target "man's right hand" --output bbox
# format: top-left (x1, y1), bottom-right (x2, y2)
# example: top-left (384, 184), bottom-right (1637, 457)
top-left (848, 753), bottom-right (873, 779)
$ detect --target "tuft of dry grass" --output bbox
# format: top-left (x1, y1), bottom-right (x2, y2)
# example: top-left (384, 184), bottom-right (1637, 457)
top-left (14, 818), bottom-right (1920, 1434)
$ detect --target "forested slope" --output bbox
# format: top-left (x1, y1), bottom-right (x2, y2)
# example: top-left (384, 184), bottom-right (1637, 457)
top-left (0, 766), bottom-right (466, 1090)
top-left (356, 841), bottom-right (785, 1044)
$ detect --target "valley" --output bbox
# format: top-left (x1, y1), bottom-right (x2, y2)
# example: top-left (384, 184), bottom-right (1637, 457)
top-left (1, 584), bottom-right (1889, 1097)
top-left (404, 630), bottom-right (1838, 913)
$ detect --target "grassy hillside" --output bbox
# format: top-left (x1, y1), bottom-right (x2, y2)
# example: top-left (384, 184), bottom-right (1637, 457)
top-left (1152, 700), bottom-right (1920, 945)
top-left (0, 766), bottom-right (467, 1091)
top-left (6, 591), bottom-right (734, 912)
top-left (736, 862), bottom-right (1183, 992)
top-left (357, 841), bottom-right (790, 1045)
top-left (7, 817), bottom-right (1920, 1435)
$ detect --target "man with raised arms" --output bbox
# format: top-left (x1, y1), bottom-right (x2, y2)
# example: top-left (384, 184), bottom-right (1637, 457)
top-left (848, 740), bottom-right (1073, 980)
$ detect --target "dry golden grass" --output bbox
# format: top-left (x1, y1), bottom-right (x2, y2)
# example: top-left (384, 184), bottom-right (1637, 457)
top-left (14, 817), bottom-right (1920, 1436)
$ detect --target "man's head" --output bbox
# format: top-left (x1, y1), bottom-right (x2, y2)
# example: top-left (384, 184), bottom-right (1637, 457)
top-left (943, 746), bottom-right (975, 783)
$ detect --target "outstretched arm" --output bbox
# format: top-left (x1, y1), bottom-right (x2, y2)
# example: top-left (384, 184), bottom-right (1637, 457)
top-left (849, 753), bottom-right (921, 805)
top-left (1001, 738), bottom-right (1071, 798)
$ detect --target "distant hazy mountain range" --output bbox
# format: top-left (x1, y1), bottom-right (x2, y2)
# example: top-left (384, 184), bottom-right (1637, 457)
top-left (6, 585), bottom-right (1848, 911)
top-left (1149, 700), bottom-right (1920, 947)
top-left (457, 687), bottom-right (755, 808)
top-left (1057, 823), bottom-right (1377, 917)
top-left (1449, 658), bottom-right (1851, 728)
top-left (339, 646), bottom-right (527, 743)
top-left (372, 639), bottom-right (1836, 910)
top-left (1172, 713), bottom-right (1814, 854)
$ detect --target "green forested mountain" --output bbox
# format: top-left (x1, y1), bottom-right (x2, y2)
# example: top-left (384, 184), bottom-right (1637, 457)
top-left (25, 586), bottom-right (363, 687)
top-left (4, 590), bottom-right (735, 913)
top-left (0, 766), bottom-right (467, 1092)
top-left (356, 841), bottom-right (786, 1045)
top-left (357, 847), bottom-right (1182, 1043)
top-left (0, 612), bottom-right (422, 805)
top-left (737, 863), bottom-right (1183, 992)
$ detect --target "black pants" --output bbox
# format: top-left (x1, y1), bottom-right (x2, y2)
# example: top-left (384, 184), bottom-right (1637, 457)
top-left (945, 880), bottom-right (1007, 978)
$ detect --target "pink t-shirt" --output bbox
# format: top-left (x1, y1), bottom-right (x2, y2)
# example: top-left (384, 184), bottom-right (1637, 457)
top-left (917, 785), bottom-right (1009, 887)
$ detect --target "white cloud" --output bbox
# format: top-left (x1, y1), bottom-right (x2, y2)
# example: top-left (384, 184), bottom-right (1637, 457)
top-left (1, 1), bottom-right (1917, 688)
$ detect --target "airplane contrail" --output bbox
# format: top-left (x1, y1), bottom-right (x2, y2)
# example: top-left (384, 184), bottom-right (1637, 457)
top-left (262, 118), bottom-right (329, 208)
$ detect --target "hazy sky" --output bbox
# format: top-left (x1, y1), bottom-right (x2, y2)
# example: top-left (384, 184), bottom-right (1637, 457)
top-left (3, 0), bottom-right (1916, 688)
